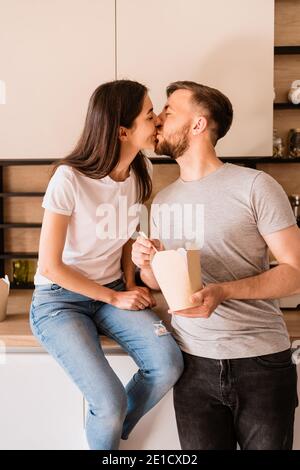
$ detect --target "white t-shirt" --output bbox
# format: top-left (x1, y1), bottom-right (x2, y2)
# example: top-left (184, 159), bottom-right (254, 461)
top-left (34, 160), bottom-right (153, 286)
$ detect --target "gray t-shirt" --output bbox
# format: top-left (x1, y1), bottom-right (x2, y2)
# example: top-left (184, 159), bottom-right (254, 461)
top-left (151, 163), bottom-right (296, 359)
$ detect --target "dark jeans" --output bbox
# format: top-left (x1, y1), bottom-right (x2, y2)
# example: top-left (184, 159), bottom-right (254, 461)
top-left (174, 349), bottom-right (298, 450)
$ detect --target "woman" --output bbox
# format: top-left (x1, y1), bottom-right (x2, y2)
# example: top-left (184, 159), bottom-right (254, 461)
top-left (29, 80), bottom-right (184, 450)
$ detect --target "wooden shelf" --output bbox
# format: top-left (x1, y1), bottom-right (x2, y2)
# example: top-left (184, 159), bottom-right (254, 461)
top-left (2, 157), bottom-right (300, 167)
top-left (151, 156), bottom-right (300, 165)
top-left (0, 223), bottom-right (42, 229)
top-left (274, 46), bottom-right (300, 54)
top-left (0, 159), bottom-right (55, 166)
top-left (0, 252), bottom-right (38, 259)
top-left (10, 283), bottom-right (35, 290)
top-left (0, 192), bottom-right (44, 198)
top-left (274, 103), bottom-right (300, 110)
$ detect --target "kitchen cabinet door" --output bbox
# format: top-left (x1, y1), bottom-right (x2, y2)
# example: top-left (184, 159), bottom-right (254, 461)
top-left (0, 352), bottom-right (87, 450)
top-left (116, 0), bottom-right (274, 158)
top-left (0, 0), bottom-right (115, 159)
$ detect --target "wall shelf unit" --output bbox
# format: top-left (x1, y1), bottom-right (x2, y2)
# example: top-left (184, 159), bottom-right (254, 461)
top-left (273, 0), bottom-right (300, 158)
top-left (1, 156), bottom-right (300, 289)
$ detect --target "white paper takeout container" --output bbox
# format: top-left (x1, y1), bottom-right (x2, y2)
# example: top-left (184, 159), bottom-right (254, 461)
top-left (151, 247), bottom-right (202, 311)
top-left (0, 275), bottom-right (10, 322)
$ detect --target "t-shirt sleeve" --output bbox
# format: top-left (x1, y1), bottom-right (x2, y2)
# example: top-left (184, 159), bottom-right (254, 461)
top-left (250, 171), bottom-right (296, 236)
top-left (42, 165), bottom-right (76, 216)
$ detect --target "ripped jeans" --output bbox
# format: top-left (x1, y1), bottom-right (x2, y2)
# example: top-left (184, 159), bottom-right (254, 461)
top-left (29, 278), bottom-right (184, 450)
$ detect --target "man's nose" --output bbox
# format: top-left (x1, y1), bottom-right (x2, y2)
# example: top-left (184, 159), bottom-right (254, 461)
top-left (155, 114), bottom-right (163, 128)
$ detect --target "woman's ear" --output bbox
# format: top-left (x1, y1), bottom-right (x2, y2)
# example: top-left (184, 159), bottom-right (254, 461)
top-left (192, 116), bottom-right (208, 136)
top-left (119, 126), bottom-right (128, 142)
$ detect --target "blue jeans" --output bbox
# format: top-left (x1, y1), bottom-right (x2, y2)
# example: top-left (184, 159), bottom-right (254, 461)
top-left (29, 279), bottom-right (184, 450)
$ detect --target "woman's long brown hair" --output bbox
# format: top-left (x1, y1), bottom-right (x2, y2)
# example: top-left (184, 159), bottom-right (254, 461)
top-left (51, 80), bottom-right (152, 203)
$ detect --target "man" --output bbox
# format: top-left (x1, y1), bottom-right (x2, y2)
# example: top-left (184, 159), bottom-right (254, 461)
top-left (132, 81), bottom-right (300, 450)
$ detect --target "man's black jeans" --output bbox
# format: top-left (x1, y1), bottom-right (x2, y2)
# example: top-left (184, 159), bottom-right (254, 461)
top-left (174, 349), bottom-right (298, 450)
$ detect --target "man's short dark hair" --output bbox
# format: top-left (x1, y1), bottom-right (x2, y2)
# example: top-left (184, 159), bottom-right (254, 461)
top-left (166, 81), bottom-right (233, 145)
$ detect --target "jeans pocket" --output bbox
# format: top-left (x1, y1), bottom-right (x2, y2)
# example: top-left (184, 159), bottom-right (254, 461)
top-left (254, 349), bottom-right (294, 369)
top-left (33, 284), bottom-right (65, 300)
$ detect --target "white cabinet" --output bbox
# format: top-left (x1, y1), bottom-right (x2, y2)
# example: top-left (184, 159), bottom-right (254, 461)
top-left (0, 0), bottom-right (275, 159)
top-left (116, 0), bottom-right (274, 157)
top-left (0, 0), bottom-right (275, 158)
top-left (0, 352), bottom-right (87, 450)
top-left (293, 364), bottom-right (300, 450)
top-left (0, 352), bottom-right (299, 450)
top-left (0, 351), bottom-right (179, 450)
top-left (0, 0), bottom-right (115, 158)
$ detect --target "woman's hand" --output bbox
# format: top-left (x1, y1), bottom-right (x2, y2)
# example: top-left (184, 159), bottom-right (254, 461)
top-left (111, 285), bottom-right (156, 310)
top-left (127, 285), bottom-right (157, 308)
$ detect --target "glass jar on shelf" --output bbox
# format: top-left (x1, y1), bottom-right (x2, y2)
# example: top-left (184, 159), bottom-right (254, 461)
top-left (273, 129), bottom-right (285, 158)
top-left (287, 129), bottom-right (300, 158)
top-left (12, 260), bottom-right (29, 286)
top-left (12, 259), bottom-right (36, 287)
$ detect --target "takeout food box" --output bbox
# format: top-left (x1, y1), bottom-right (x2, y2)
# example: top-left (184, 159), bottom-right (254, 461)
top-left (151, 247), bottom-right (202, 311)
top-left (0, 275), bottom-right (10, 322)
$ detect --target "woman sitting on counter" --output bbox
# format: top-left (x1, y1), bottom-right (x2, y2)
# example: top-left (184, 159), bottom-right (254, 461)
top-left (29, 79), bottom-right (184, 450)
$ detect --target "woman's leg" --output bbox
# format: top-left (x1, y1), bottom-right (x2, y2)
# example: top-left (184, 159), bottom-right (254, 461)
top-left (94, 301), bottom-right (184, 439)
top-left (30, 289), bottom-right (127, 450)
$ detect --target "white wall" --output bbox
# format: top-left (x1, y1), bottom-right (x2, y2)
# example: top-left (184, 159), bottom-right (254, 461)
top-left (117, 0), bottom-right (274, 157)
top-left (0, 0), bottom-right (274, 159)
top-left (0, 0), bottom-right (115, 159)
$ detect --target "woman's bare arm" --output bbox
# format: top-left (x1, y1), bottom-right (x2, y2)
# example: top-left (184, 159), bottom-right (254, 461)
top-left (38, 209), bottom-right (114, 302)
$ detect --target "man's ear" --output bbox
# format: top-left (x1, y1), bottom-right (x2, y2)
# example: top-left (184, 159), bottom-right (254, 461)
top-left (119, 126), bottom-right (128, 142)
top-left (192, 116), bottom-right (208, 136)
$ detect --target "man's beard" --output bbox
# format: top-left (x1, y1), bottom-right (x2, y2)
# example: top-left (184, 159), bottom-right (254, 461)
top-left (155, 124), bottom-right (190, 160)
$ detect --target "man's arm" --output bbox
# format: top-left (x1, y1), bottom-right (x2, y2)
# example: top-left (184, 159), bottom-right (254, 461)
top-left (172, 225), bottom-right (300, 317)
top-left (140, 267), bottom-right (161, 291)
top-left (221, 225), bottom-right (300, 300)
